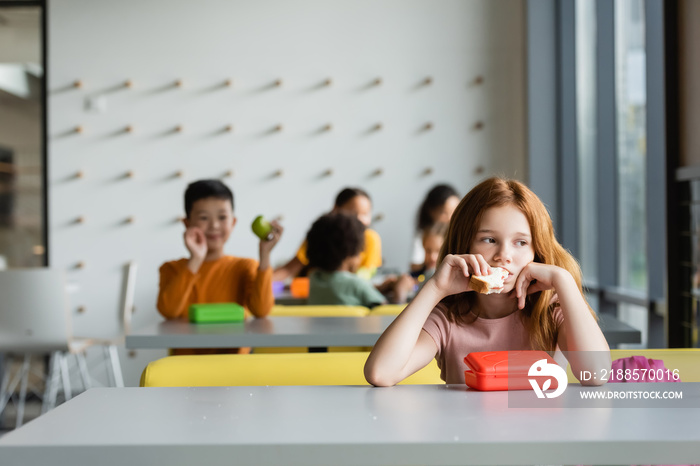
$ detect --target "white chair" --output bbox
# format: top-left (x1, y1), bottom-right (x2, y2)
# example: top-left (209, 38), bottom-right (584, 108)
top-left (73, 261), bottom-right (138, 388)
top-left (0, 265), bottom-right (137, 428)
top-left (0, 263), bottom-right (138, 428)
top-left (0, 269), bottom-right (88, 427)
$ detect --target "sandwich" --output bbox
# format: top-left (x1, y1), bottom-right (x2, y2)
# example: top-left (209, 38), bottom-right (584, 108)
top-left (470, 267), bottom-right (509, 294)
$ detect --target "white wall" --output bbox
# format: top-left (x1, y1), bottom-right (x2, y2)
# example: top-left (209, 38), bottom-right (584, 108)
top-left (48, 0), bottom-right (525, 385)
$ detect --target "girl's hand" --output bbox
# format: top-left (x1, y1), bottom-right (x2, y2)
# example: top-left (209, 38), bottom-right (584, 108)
top-left (429, 254), bottom-right (492, 298)
top-left (514, 262), bottom-right (568, 309)
top-left (183, 226), bottom-right (207, 261)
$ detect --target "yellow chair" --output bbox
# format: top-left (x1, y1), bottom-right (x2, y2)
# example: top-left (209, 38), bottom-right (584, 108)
top-left (369, 304), bottom-right (406, 316)
top-left (566, 348), bottom-right (700, 383)
top-left (140, 351), bottom-right (442, 387)
top-left (269, 305), bottom-right (370, 317)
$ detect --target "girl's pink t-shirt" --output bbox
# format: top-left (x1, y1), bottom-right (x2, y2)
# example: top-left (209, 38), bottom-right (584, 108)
top-left (422, 303), bottom-right (564, 384)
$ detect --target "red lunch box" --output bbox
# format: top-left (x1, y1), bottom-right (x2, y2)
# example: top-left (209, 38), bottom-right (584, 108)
top-left (464, 350), bottom-right (560, 391)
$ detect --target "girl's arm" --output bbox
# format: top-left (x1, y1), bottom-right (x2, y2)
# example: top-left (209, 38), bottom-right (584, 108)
top-left (364, 254), bottom-right (490, 387)
top-left (515, 263), bottom-right (611, 384)
top-left (364, 281), bottom-right (441, 386)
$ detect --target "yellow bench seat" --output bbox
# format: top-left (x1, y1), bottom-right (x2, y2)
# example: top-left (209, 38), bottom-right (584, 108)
top-left (140, 351), bottom-right (442, 387)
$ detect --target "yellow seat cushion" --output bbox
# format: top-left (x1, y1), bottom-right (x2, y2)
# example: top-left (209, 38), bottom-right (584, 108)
top-left (369, 304), bottom-right (406, 316)
top-left (140, 351), bottom-right (442, 387)
top-left (270, 305), bottom-right (370, 317)
top-left (566, 348), bottom-right (700, 383)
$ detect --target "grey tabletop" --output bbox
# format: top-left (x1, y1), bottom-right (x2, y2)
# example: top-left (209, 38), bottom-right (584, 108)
top-left (125, 315), bottom-right (397, 349)
top-left (125, 313), bottom-right (640, 349)
top-left (1, 384), bottom-right (698, 465)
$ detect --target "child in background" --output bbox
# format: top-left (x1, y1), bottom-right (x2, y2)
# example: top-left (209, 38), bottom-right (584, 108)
top-left (387, 222), bottom-right (449, 304)
top-left (411, 184), bottom-right (460, 273)
top-left (412, 221), bottom-right (449, 282)
top-left (306, 212), bottom-right (386, 308)
top-left (273, 187), bottom-right (382, 281)
top-left (157, 179), bottom-right (283, 354)
top-left (365, 177), bottom-right (610, 386)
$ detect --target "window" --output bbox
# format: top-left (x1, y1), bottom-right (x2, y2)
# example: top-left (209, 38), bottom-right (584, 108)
top-left (575, 0), bottom-right (598, 285)
top-left (0, 4), bottom-right (45, 268)
top-left (615, 0), bottom-right (647, 293)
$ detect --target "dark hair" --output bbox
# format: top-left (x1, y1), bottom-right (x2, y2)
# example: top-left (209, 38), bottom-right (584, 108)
top-left (417, 184), bottom-right (459, 231)
top-left (184, 179), bottom-right (234, 217)
top-left (306, 212), bottom-right (366, 272)
top-left (334, 187), bottom-right (370, 208)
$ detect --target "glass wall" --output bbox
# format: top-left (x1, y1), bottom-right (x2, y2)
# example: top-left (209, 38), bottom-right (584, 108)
top-left (615, 0), bottom-right (647, 292)
top-left (575, 0), bottom-right (598, 286)
top-left (615, 0), bottom-right (648, 345)
top-left (567, 0), bottom-right (654, 347)
top-left (0, 5), bottom-right (45, 268)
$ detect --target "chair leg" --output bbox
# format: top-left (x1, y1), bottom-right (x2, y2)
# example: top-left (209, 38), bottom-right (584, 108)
top-left (102, 346), bottom-right (115, 387)
top-left (107, 345), bottom-right (124, 388)
top-left (0, 354), bottom-right (13, 415)
top-left (15, 354), bottom-right (31, 429)
top-left (75, 353), bottom-right (92, 390)
top-left (0, 355), bottom-right (23, 416)
top-left (59, 353), bottom-right (72, 402)
top-left (41, 352), bottom-right (60, 415)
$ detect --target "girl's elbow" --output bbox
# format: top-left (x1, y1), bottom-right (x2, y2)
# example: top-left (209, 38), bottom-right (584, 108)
top-left (364, 365), bottom-right (398, 387)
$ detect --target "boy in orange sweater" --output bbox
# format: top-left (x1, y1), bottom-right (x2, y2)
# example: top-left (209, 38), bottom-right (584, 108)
top-left (157, 180), bottom-right (282, 353)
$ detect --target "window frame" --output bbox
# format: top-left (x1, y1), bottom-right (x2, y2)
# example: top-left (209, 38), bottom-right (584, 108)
top-left (526, 0), bottom-right (668, 347)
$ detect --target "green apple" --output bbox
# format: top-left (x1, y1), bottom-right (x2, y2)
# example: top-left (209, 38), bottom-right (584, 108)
top-left (251, 215), bottom-right (273, 240)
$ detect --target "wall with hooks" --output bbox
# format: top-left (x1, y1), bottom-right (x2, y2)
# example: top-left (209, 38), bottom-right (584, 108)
top-left (48, 0), bottom-right (525, 383)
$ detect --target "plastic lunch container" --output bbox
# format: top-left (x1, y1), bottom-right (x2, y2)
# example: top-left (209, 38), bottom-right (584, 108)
top-left (188, 303), bottom-right (245, 323)
top-left (463, 350), bottom-right (559, 391)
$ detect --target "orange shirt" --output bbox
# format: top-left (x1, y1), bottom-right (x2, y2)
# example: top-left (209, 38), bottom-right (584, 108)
top-left (157, 256), bottom-right (273, 321)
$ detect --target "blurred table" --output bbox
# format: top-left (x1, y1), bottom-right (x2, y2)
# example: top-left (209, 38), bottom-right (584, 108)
top-left (598, 313), bottom-right (642, 347)
top-left (125, 315), bottom-right (395, 349)
top-left (273, 289), bottom-right (307, 305)
top-left (125, 313), bottom-right (639, 349)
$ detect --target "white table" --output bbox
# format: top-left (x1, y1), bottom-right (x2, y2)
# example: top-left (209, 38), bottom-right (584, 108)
top-left (0, 383), bottom-right (698, 465)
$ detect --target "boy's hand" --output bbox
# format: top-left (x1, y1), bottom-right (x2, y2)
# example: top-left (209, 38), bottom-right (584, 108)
top-left (183, 226), bottom-right (207, 261)
top-left (258, 220), bottom-right (283, 269)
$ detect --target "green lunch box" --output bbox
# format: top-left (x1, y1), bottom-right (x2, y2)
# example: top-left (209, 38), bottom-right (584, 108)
top-left (188, 303), bottom-right (245, 323)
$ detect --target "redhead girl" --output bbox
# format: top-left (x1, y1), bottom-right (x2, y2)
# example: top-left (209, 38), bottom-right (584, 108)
top-left (364, 177), bottom-right (610, 386)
